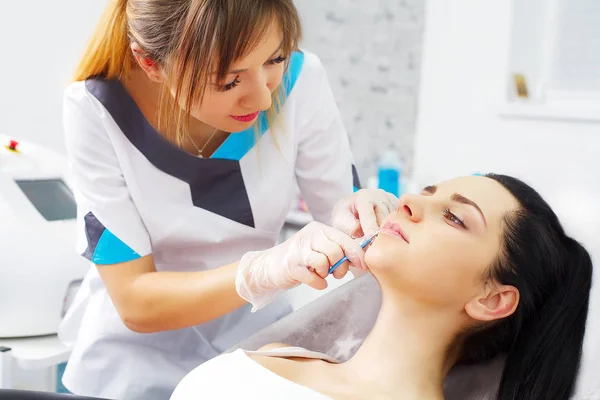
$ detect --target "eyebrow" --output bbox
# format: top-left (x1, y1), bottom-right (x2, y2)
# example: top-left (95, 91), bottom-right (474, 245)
top-left (422, 185), bottom-right (487, 226)
top-left (451, 193), bottom-right (487, 226)
top-left (423, 185), bottom-right (437, 194)
top-left (226, 42), bottom-right (284, 75)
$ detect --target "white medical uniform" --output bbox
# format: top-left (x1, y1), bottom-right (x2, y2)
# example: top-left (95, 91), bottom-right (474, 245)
top-left (170, 347), bottom-right (338, 399)
top-left (58, 50), bottom-right (361, 400)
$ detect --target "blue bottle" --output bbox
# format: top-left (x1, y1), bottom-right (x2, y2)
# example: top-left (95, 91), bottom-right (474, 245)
top-left (377, 151), bottom-right (402, 197)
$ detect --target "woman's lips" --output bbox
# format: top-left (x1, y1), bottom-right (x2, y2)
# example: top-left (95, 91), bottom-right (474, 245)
top-left (230, 111), bottom-right (260, 122)
top-left (380, 221), bottom-right (409, 243)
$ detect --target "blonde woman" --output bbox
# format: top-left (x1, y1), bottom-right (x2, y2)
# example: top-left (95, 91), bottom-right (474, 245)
top-left (58, 0), bottom-right (398, 398)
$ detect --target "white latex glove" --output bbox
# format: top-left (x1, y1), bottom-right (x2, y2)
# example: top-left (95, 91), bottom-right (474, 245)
top-left (331, 189), bottom-right (400, 239)
top-left (236, 221), bottom-right (367, 312)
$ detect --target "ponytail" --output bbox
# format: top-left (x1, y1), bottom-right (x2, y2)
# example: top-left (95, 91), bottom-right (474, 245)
top-left (72, 0), bottom-right (132, 81)
top-left (455, 175), bottom-right (594, 400)
top-left (497, 239), bottom-right (592, 400)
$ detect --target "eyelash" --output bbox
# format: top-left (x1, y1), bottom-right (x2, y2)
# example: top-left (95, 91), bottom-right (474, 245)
top-left (222, 77), bottom-right (241, 91)
top-left (268, 55), bottom-right (287, 65)
top-left (443, 208), bottom-right (467, 228)
top-left (221, 55), bottom-right (288, 91)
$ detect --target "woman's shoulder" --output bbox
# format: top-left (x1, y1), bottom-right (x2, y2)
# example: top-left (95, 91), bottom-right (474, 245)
top-left (170, 350), bottom-right (248, 399)
top-left (63, 79), bottom-right (106, 121)
top-left (171, 348), bottom-right (334, 399)
top-left (62, 80), bottom-right (113, 145)
top-left (63, 78), bottom-right (122, 114)
top-left (188, 349), bottom-right (249, 378)
top-left (170, 348), bottom-right (326, 400)
top-left (293, 49), bottom-right (327, 86)
top-left (285, 49), bottom-right (334, 117)
top-left (298, 50), bottom-right (325, 71)
top-left (63, 80), bottom-right (89, 108)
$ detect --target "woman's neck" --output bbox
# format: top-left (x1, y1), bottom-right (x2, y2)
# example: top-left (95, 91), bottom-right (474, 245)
top-left (337, 290), bottom-right (462, 399)
top-left (121, 68), bottom-right (162, 129)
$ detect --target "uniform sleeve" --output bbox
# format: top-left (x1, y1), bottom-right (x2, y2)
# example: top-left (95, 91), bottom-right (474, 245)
top-left (293, 53), bottom-right (361, 224)
top-left (63, 83), bottom-right (152, 265)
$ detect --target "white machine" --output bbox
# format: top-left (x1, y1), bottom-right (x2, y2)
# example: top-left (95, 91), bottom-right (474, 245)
top-left (0, 134), bottom-right (88, 338)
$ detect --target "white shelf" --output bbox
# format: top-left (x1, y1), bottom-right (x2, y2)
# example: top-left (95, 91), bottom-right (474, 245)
top-left (499, 102), bottom-right (600, 124)
top-left (0, 335), bottom-right (71, 370)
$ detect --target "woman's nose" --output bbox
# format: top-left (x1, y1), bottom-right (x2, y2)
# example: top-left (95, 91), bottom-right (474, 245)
top-left (398, 194), bottom-right (424, 222)
top-left (240, 73), bottom-right (272, 111)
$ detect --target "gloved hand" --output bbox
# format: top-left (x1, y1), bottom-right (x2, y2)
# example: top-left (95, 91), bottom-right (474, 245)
top-left (331, 189), bottom-right (399, 239)
top-left (236, 221), bottom-right (367, 312)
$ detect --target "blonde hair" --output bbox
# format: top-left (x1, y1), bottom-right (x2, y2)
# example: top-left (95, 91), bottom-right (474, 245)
top-left (73, 0), bottom-right (302, 145)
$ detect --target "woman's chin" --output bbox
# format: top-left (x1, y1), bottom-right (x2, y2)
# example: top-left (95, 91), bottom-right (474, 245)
top-left (365, 241), bottom-right (400, 272)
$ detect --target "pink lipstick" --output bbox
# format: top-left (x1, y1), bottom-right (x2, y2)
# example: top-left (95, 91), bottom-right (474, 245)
top-left (230, 111), bottom-right (260, 123)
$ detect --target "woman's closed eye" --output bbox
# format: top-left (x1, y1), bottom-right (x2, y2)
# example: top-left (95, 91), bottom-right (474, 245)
top-left (221, 76), bottom-right (241, 91)
top-left (219, 56), bottom-right (285, 91)
top-left (267, 55), bottom-right (287, 65)
top-left (443, 208), bottom-right (467, 229)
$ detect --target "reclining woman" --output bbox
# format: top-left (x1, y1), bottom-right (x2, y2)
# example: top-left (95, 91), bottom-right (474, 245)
top-left (170, 174), bottom-right (594, 400)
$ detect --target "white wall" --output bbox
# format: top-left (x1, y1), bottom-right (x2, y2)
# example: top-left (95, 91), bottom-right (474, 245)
top-left (0, 0), bottom-right (424, 182)
top-left (0, 1), bottom-right (108, 392)
top-left (413, 0), bottom-right (600, 245)
top-left (294, 0), bottom-right (424, 180)
top-left (0, 1), bottom-right (108, 154)
top-left (413, 0), bottom-right (599, 396)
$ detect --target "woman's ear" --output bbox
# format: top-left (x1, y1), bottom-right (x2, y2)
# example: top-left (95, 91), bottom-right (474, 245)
top-left (130, 42), bottom-right (163, 83)
top-left (465, 284), bottom-right (519, 322)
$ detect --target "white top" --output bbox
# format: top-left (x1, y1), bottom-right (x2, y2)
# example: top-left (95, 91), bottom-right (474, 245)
top-left (57, 50), bottom-right (360, 400)
top-left (170, 347), bottom-right (337, 400)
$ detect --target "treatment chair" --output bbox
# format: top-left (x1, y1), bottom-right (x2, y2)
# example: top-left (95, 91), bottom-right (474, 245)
top-left (0, 389), bottom-right (108, 399)
top-left (230, 274), bottom-right (600, 400)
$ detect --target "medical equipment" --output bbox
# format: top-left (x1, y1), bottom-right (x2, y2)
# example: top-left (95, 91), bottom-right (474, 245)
top-left (0, 134), bottom-right (88, 338)
top-left (230, 274), bottom-right (380, 358)
top-left (329, 231), bottom-right (379, 274)
top-left (0, 389), bottom-right (108, 399)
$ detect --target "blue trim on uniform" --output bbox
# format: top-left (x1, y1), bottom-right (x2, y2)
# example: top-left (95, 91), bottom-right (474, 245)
top-left (81, 212), bottom-right (140, 265)
top-left (212, 51), bottom-right (306, 161)
top-left (92, 229), bottom-right (141, 265)
top-left (211, 114), bottom-right (266, 161)
top-left (282, 51), bottom-right (306, 95)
